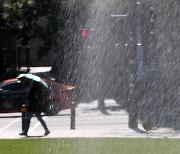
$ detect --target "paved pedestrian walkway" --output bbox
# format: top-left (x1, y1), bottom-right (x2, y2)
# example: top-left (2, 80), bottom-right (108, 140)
top-left (1, 126), bottom-right (180, 139)
top-left (1, 100), bottom-right (180, 139)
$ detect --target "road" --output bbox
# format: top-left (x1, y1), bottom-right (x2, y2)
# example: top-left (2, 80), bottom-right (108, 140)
top-left (0, 100), bottom-right (180, 139)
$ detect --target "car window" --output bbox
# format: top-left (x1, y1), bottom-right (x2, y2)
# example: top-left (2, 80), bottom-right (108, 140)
top-left (2, 83), bottom-right (28, 92)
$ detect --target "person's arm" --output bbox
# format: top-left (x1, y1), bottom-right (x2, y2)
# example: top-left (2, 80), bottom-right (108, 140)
top-left (26, 100), bottom-right (30, 109)
top-left (26, 87), bottom-right (33, 109)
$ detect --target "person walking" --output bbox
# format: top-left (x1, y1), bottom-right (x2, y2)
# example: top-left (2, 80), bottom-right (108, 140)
top-left (19, 77), bottom-right (50, 136)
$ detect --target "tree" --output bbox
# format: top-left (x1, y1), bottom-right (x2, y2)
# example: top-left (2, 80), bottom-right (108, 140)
top-left (50, 0), bottom-right (90, 84)
top-left (1, 0), bottom-right (37, 47)
top-left (0, 0), bottom-right (60, 61)
top-left (50, 0), bottom-right (133, 115)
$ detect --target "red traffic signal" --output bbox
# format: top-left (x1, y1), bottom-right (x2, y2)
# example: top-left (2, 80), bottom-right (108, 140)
top-left (81, 29), bottom-right (87, 38)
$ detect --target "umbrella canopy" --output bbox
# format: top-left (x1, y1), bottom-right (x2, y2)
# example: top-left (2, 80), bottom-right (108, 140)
top-left (17, 73), bottom-right (49, 88)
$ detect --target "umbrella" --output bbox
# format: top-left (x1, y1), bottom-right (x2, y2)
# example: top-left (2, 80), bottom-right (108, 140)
top-left (17, 73), bottom-right (49, 88)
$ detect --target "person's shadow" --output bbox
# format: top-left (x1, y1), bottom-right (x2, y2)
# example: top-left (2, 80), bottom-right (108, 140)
top-left (22, 135), bottom-right (45, 138)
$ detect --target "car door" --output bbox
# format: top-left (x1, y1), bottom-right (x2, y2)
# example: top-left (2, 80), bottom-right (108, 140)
top-left (0, 82), bottom-right (29, 112)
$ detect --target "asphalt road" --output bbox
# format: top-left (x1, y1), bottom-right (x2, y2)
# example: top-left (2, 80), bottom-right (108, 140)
top-left (0, 100), bottom-right (180, 139)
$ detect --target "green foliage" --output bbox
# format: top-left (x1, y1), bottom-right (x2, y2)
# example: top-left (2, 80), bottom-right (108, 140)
top-left (3, 1), bottom-right (36, 29)
top-left (0, 0), bottom-right (59, 58)
top-left (2, 0), bottom-right (37, 44)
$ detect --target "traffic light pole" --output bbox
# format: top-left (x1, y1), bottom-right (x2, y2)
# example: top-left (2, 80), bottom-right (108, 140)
top-left (127, 0), bottom-right (140, 130)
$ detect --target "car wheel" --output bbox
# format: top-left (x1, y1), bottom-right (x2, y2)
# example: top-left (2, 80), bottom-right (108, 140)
top-left (44, 100), bottom-right (61, 116)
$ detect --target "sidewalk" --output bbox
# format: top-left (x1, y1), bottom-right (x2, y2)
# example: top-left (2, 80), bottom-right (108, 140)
top-left (1, 125), bottom-right (180, 139)
top-left (1, 100), bottom-right (180, 139)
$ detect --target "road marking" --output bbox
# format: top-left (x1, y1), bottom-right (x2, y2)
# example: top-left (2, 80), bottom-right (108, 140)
top-left (29, 117), bottom-right (48, 131)
top-left (0, 118), bottom-right (20, 132)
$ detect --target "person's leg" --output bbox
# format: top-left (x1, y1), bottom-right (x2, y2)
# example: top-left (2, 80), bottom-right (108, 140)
top-left (36, 112), bottom-right (50, 135)
top-left (20, 112), bottom-right (33, 135)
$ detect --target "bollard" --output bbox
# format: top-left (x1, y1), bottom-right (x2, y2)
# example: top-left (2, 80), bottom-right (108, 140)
top-left (71, 108), bottom-right (75, 129)
top-left (21, 104), bottom-right (27, 131)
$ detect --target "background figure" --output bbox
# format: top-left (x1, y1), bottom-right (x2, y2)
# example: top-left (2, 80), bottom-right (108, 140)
top-left (19, 78), bottom-right (50, 136)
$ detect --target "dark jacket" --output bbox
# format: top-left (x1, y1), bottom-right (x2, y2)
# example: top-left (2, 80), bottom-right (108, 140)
top-left (26, 81), bottom-right (49, 112)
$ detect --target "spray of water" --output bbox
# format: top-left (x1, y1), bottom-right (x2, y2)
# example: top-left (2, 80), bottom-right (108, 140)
top-left (51, 0), bottom-right (179, 129)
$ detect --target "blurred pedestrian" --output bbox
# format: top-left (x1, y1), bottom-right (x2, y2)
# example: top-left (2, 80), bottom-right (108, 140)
top-left (19, 77), bottom-right (50, 136)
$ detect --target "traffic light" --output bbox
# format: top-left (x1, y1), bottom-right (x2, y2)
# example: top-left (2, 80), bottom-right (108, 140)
top-left (81, 29), bottom-right (87, 38)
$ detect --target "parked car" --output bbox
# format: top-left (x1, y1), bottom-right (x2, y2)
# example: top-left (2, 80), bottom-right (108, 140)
top-left (0, 78), bottom-right (77, 115)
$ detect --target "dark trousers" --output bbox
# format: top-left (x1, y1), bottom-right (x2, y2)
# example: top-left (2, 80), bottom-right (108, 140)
top-left (23, 112), bottom-right (49, 133)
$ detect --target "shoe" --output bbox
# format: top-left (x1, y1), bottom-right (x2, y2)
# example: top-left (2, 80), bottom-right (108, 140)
top-left (44, 130), bottom-right (50, 136)
top-left (19, 131), bottom-right (28, 136)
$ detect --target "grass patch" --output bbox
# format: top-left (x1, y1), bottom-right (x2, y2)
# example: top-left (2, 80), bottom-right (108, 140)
top-left (1, 138), bottom-right (180, 154)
